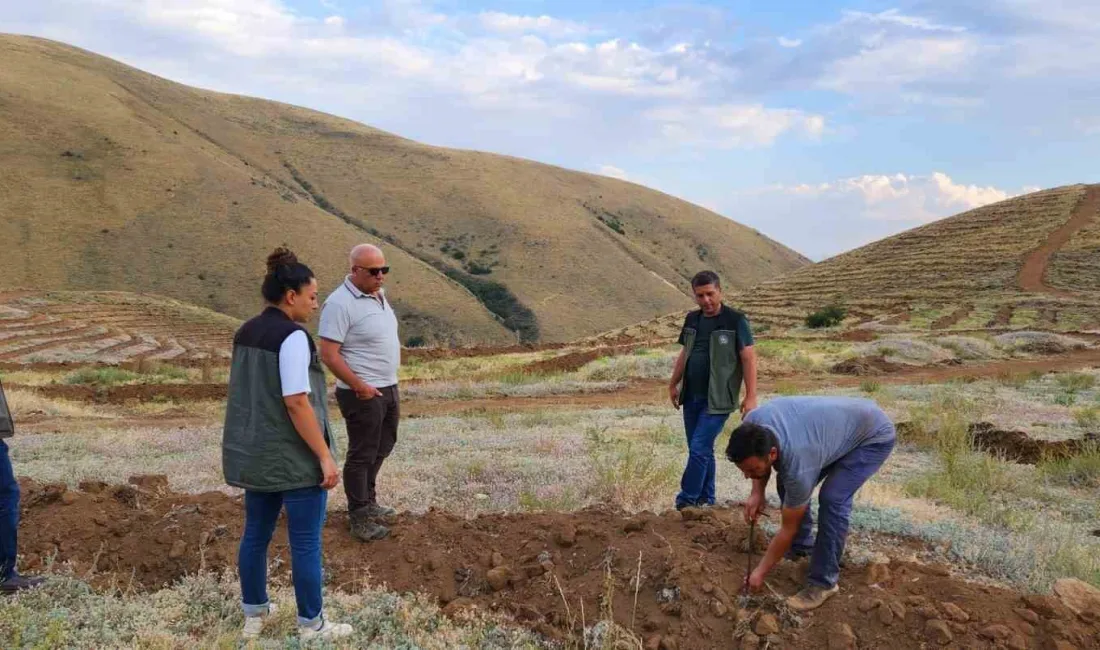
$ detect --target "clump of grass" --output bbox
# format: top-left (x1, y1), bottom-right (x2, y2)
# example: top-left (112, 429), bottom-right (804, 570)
top-left (995, 369), bottom-right (1045, 388)
top-left (1056, 372), bottom-right (1097, 393)
top-left (584, 426), bottom-right (678, 510)
top-left (1054, 392), bottom-right (1078, 407)
top-left (1073, 406), bottom-right (1100, 430)
top-left (900, 390), bottom-right (981, 450)
top-left (63, 367), bottom-right (140, 386)
top-left (1038, 441), bottom-right (1100, 488)
top-left (518, 487), bottom-right (582, 512)
top-left (859, 379), bottom-right (881, 394)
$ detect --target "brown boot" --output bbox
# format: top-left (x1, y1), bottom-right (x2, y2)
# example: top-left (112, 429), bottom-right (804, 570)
top-left (786, 584), bottom-right (839, 611)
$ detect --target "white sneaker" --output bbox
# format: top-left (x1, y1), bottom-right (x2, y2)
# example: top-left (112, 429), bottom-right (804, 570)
top-left (299, 617), bottom-right (354, 641)
top-left (242, 602), bottom-right (278, 639)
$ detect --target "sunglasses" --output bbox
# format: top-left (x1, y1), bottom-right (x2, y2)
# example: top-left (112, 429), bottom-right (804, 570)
top-left (354, 266), bottom-right (390, 277)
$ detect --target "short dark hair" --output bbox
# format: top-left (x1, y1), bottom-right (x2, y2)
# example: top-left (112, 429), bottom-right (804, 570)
top-left (691, 270), bottom-right (721, 290)
top-left (261, 247), bottom-right (315, 304)
top-left (726, 422), bottom-right (778, 463)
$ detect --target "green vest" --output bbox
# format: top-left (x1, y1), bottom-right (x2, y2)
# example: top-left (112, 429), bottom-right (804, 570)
top-left (0, 379), bottom-right (13, 439)
top-left (222, 308), bottom-right (336, 492)
top-left (678, 305), bottom-right (745, 415)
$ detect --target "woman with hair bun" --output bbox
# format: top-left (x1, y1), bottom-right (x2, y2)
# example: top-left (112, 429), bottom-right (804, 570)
top-left (222, 248), bottom-right (353, 641)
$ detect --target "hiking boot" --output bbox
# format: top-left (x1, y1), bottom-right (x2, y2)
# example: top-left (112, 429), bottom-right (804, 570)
top-left (353, 503), bottom-right (397, 519)
top-left (787, 584), bottom-right (840, 611)
top-left (0, 574), bottom-right (45, 594)
top-left (784, 546), bottom-right (812, 562)
top-left (299, 617), bottom-right (353, 641)
top-left (242, 602), bottom-right (277, 639)
top-left (349, 517), bottom-right (389, 542)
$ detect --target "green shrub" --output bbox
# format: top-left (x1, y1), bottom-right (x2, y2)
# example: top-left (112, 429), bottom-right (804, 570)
top-left (1056, 373), bottom-right (1096, 393)
top-left (405, 335), bottom-right (427, 348)
top-left (1038, 441), bottom-right (1100, 488)
top-left (1073, 406), bottom-right (1100, 430)
top-left (860, 380), bottom-right (881, 394)
top-left (805, 304), bottom-right (846, 329)
top-left (63, 367), bottom-right (140, 386)
top-left (584, 426), bottom-right (678, 510)
top-left (1055, 392), bottom-right (1078, 407)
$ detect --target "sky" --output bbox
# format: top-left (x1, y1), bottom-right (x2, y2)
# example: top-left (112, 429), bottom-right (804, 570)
top-left (4, 0), bottom-right (1099, 260)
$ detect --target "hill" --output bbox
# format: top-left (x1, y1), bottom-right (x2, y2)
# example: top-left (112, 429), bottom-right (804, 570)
top-left (590, 184), bottom-right (1100, 342)
top-left (740, 183), bottom-right (1100, 331)
top-left (0, 290), bottom-right (236, 366)
top-left (0, 34), bottom-right (807, 345)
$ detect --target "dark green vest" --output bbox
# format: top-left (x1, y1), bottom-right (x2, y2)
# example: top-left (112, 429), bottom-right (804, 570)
top-left (678, 305), bottom-right (745, 415)
top-left (0, 379), bottom-right (13, 439)
top-left (222, 307), bottom-right (335, 492)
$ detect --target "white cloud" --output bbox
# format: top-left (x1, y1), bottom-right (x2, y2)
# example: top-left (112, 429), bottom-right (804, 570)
top-left (324, 15), bottom-right (345, 28)
top-left (728, 172), bottom-right (1034, 259)
top-left (478, 11), bottom-right (586, 38)
top-left (840, 9), bottom-right (967, 33)
top-left (819, 36), bottom-right (982, 95)
top-left (777, 37), bottom-right (802, 48)
top-left (644, 104), bottom-right (825, 148)
top-left (597, 165), bottom-right (629, 181)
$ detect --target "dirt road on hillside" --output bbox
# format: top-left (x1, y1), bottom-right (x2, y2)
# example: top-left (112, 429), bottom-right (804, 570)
top-left (1018, 184), bottom-right (1100, 295)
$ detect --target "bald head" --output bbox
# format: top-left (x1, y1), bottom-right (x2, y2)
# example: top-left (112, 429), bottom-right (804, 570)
top-left (349, 244), bottom-right (384, 268)
top-left (347, 244), bottom-right (389, 294)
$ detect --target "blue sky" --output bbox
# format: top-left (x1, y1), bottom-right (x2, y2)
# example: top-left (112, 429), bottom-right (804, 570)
top-left (4, 0), bottom-right (1099, 259)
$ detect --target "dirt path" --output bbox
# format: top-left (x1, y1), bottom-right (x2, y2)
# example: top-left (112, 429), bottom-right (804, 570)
top-left (1018, 184), bottom-right (1100, 296)
top-left (17, 479), bottom-right (1100, 650)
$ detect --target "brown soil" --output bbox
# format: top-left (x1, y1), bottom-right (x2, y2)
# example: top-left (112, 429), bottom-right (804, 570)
top-left (1019, 184), bottom-right (1100, 296)
top-left (9, 383), bottom-right (227, 404)
top-left (969, 423), bottom-right (1099, 464)
top-left (16, 479), bottom-right (1100, 649)
top-left (0, 327), bottom-right (113, 361)
top-left (931, 304), bottom-right (974, 330)
top-left (828, 329), bottom-right (879, 343)
top-left (882, 310), bottom-right (911, 326)
top-left (520, 348), bottom-right (627, 375)
top-left (830, 356), bottom-right (903, 376)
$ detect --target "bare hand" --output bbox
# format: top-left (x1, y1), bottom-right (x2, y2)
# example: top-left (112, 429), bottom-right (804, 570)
top-left (744, 492), bottom-right (765, 524)
top-left (741, 394), bottom-right (758, 416)
top-left (320, 455), bottom-right (340, 490)
top-left (354, 382), bottom-right (383, 401)
top-left (747, 566), bottom-right (767, 593)
top-left (668, 384), bottom-right (680, 409)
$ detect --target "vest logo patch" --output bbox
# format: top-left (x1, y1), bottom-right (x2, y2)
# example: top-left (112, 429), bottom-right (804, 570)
top-left (718, 334), bottom-right (730, 345)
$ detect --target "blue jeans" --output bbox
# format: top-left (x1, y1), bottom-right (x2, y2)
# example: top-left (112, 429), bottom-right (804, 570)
top-left (676, 396), bottom-right (730, 508)
top-left (0, 440), bottom-right (18, 581)
top-left (777, 431), bottom-right (896, 588)
top-left (239, 487), bottom-right (328, 626)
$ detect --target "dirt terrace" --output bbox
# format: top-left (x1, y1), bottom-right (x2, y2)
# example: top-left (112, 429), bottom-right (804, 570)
top-left (16, 478), bottom-right (1100, 650)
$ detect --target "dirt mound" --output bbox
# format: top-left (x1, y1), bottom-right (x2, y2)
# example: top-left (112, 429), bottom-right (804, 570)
top-left (520, 348), bottom-right (627, 375)
top-left (830, 355), bottom-right (903, 376)
top-left (16, 479), bottom-right (1100, 649)
top-left (969, 423), bottom-right (1099, 464)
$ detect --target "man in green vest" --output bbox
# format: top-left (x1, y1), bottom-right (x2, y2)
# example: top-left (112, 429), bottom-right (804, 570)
top-left (668, 271), bottom-right (758, 510)
top-left (0, 379), bottom-right (46, 593)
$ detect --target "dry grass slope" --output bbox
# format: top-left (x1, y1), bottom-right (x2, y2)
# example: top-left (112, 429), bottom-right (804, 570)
top-left (0, 34), bottom-right (807, 344)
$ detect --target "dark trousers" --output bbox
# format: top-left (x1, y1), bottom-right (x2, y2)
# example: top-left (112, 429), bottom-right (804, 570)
top-left (777, 429), bottom-right (896, 588)
top-left (0, 440), bottom-right (18, 581)
top-left (336, 385), bottom-right (399, 513)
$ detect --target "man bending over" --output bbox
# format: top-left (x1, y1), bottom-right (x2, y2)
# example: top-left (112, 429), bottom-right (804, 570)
top-left (725, 396), bottom-right (896, 611)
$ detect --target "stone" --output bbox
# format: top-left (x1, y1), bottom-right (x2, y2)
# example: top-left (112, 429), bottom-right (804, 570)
top-left (644, 636), bottom-right (662, 650)
top-left (866, 561), bottom-right (891, 585)
top-left (60, 492), bottom-right (77, 506)
top-left (925, 620), bottom-right (953, 645)
top-left (916, 605), bottom-right (941, 620)
top-left (486, 567), bottom-right (512, 592)
top-left (624, 518), bottom-right (647, 533)
top-left (1022, 594), bottom-right (1065, 619)
top-left (713, 600), bottom-right (728, 617)
top-left (658, 637), bottom-right (678, 650)
top-left (754, 613), bottom-right (780, 636)
top-left (739, 632), bottom-right (760, 650)
top-left (827, 623), bottom-right (857, 650)
top-left (491, 552), bottom-right (506, 568)
top-left (168, 540), bottom-right (186, 560)
top-left (888, 601), bottom-right (907, 621)
top-left (858, 597), bottom-right (883, 613)
top-left (701, 582), bottom-right (715, 594)
top-left (1052, 578), bottom-right (1100, 616)
top-left (979, 624), bottom-right (1013, 641)
top-left (1015, 608), bottom-right (1040, 625)
top-left (766, 635), bottom-right (781, 647)
top-left (877, 603), bottom-right (896, 626)
top-left (555, 525), bottom-right (576, 547)
top-left (1006, 634), bottom-right (1029, 650)
top-left (942, 602), bottom-right (970, 623)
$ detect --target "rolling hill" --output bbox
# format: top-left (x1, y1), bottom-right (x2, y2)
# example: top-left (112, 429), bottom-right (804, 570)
top-left (0, 34), bottom-right (808, 345)
top-left (738, 183), bottom-right (1100, 332)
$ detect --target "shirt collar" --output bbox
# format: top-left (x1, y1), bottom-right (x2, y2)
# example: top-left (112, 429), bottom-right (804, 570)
top-left (343, 276), bottom-right (386, 304)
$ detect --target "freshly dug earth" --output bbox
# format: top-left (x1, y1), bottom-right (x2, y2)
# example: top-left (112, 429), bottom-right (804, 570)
top-left (16, 479), bottom-right (1100, 649)
top-left (969, 422), bottom-right (1099, 464)
top-left (830, 355), bottom-right (903, 376)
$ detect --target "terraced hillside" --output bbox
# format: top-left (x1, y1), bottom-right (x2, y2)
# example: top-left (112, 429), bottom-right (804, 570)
top-left (0, 34), bottom-right (807, 345)
top-left (737, 184), bottom-right (1100, 332)
top-left (0, 291), bottom-right (237, 366)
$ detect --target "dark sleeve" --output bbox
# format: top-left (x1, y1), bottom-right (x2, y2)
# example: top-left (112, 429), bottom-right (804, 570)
top-left (736, 314), bottom-right (754, 351)
top-left (677, 315), bottom-right (690, 346)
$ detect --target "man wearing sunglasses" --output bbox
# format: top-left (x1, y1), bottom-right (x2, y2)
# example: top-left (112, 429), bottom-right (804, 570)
top-left (319, 244), bottom-right (401, 542)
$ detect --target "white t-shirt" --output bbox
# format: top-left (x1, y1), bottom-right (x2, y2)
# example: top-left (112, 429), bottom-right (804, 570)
top-left (279, 330), bottom-right (312, 397)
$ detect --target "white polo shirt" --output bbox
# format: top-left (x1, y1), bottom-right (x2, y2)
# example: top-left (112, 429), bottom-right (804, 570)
top-left (318, 277), bottom-right (401, 389)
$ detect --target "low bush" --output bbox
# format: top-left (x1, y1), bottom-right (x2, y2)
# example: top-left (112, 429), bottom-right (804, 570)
top-left (805, 304), bottom-right (846, 329)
